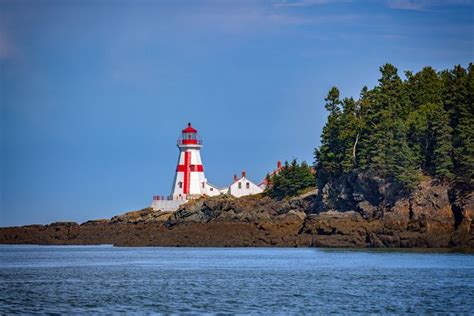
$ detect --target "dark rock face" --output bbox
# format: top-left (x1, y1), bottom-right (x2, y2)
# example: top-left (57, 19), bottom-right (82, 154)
top-left (314, 174), bottom-right (473, 248)
top-left (316, 171), bottom-right (405, 214)
top-left (0, 177), bottom-right (473, 248)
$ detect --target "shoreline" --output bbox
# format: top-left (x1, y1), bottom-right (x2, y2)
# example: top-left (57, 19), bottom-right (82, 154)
top-left (2, 243), bottom-right (473, 253)
top-left (2, 184), bottom-right (473, 249)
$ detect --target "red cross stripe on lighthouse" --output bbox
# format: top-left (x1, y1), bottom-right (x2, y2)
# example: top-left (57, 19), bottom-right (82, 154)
top-left (176, 151), bottom-right (204, 194)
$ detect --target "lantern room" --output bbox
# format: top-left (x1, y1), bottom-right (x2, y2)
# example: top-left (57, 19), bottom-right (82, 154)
top-left (178, 122), bottom-right (202, 145)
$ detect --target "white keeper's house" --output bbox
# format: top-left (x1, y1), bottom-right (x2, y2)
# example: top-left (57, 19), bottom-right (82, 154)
top-left (151, 123), bottom-right (266, 212)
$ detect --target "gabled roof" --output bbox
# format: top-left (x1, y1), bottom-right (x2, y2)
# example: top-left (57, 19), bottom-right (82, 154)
top-left (230, 176), bottom-right (259, 187)
top-left (206, 182), bottom-right (221, 189)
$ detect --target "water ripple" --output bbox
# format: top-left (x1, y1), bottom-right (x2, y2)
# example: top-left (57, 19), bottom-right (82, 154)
top-left (1, 245), bottom-right (473, 314)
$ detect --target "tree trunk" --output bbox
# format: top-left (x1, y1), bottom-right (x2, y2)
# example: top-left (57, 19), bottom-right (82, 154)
top-left (352, 132), bottom-right (360, 165)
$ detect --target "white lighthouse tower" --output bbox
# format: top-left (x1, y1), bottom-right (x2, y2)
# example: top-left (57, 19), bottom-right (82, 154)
top-left (171, 123), bottom-right (208, 200)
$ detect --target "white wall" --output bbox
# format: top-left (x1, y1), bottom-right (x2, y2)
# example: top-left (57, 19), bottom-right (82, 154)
top-left (219, 187), bottom-right (229, 194)
top-left (205, 183), bottom-right (221, 196)
top-left (171, 147), bottom-right (207, 198)
top-left (150, 199), bottom-right (187, 212)
top-left (228, 177), bottom-right (263, 198)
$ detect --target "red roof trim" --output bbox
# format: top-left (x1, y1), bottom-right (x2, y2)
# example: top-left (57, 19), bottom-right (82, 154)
top-left (182, 122), bottom-right (197, 133)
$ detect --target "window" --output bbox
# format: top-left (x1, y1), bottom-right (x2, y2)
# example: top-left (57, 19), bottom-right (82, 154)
top-left (210, 188), bottom-right (214, 191)
top-left (246, 182), bottom-right (250, 189)
top-left (202, 182), bottom-right (205, 188)
top-left (238, 182), bottom-right (242, 189)
top-left (178, 182), bottom-right (183, 188)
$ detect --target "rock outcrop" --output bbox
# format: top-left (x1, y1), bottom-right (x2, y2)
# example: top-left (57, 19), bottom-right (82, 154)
top-left (1, 177), bottom-right (473, 248)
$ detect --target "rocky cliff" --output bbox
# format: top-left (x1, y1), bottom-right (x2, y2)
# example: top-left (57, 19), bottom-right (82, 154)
top-left (1, 177), bottom-right (473, 248)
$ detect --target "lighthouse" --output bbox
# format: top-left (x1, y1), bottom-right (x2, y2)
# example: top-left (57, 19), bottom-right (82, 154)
top-left (171, 123), bottom-right (208, 199)
top-left (150, 122), bottom-right (263, 212)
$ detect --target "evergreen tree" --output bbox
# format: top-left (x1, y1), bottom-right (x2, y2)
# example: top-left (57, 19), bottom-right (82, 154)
top-left (339, 97), bottom-right (361, 172)
top-left (314, 87), bottom-right (343, 189)
top-left (365, 63), bottom-right (414, 180)
top-left (442, 65), bottom-right (474, 186)
top-left (267, 159), bottom-right (315, 199)
top-left (406, 103), bottom-right (453, 178)
top-left (390, 120), bottom-right (422, 189)
top-left (405, 66), bottom-right (442, 110)
top-left (430, 103), bottom-right (454, 179)
top-left (455, 64), bottom-right (474, 186)
top-left (353, 86), bottom-right (373, 171)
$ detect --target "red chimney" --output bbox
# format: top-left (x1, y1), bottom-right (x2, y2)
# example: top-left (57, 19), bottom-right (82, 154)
top-left (233, 174), bottom-right (238, 181)
top-left (242, 171), bottom-right (246, 178)
top-left (277, 161), bottom-right (282, 169)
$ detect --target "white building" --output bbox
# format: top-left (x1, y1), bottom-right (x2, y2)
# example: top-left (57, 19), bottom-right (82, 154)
top-left (205, 182), bottom-right (222, 197)
top-left (151, 123), bottom-right (264, 212)
top-left (225, 172), bottom-right (263, 198)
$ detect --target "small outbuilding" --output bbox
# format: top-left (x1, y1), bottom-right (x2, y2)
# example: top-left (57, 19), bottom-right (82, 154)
top-left (225, 171), bottom-right (263, 198)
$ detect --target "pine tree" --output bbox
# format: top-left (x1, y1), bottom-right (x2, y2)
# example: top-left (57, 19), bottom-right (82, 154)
top-left (339, 97), bottom-right (361, 172)
top-left (406, 103), bottom-right (453, 179)
top-left (365, 64), bottom-right (408, 176)
top-left (455, 64), bottom-right (474, 186)
top-left (406, 104), bottom-right (429, 170)
top-left (390, 120), bottom-right (422, 189)
top-left (405, 66), bottom-right (442, 110)
top-left (442, 65), bottom-right (474, 186)
top-left (430, 103), bottom-right (454, 179)
top-left (267, 159), bottom-right (315, 199)
top-left (353, 86), bottom-right (373, 171)
top-left (314, 87), bottom-right (343, 189)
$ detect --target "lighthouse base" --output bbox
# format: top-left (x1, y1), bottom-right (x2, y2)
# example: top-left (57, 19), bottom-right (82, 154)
top-left (150, 199), bottom-right (188, 212)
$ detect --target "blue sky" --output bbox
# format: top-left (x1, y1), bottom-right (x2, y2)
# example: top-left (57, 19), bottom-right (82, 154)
top-left (1, 0), bottom-right (473, 226)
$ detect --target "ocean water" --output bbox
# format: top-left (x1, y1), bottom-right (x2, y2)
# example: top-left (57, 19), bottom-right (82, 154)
top-left (1, 245), bottom-right (473, 314)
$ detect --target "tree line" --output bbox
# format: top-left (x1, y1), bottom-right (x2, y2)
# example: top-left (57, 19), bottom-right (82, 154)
top-left (265, 63), bottom-right (473, 199)
top-left (314, 63), bottom-right (474, 191)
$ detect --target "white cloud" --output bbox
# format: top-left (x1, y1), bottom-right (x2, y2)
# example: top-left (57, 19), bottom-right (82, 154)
top-left (273, 0), bottom-right (351, 8)
top-left (387, 0), bottom-right (473, 11)
top-left (387, 0), bottom-right (424, 10)
top-left (274, 0), bottom-right (332, 8)
top-left (171, 1), bottom-right (360, 35)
